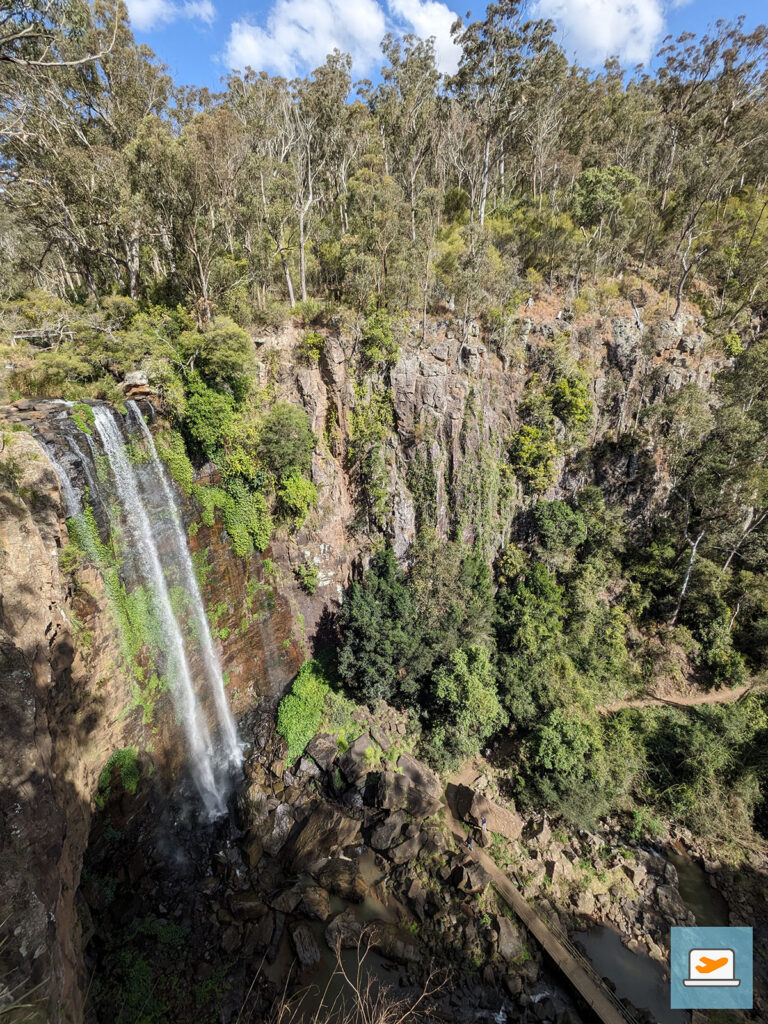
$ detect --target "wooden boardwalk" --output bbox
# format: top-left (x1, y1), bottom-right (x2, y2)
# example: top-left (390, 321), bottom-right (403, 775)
top-left (446, 810), bottom-right (642, 1024)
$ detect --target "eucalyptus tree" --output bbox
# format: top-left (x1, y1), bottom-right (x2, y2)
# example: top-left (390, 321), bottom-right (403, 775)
top-left (369, 34), bottom-right (442, 242)
top-left (450, 1), bottom-right (557, 225)
top-left (291, 51), bottom-right (352, 301)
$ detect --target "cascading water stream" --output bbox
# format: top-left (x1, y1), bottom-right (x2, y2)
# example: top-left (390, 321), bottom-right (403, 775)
top-left (126, 400), bottom-right (241, 767)
top-left (40, 440), bottom-right (81, 516)
top-left (92, 405), bottom-right (225, 816)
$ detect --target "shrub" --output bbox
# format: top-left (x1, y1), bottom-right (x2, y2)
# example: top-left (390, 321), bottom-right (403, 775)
top-left (360, 308), bottom-right (399, 367)
top-left (258, 402), bottom-right (315, 480)
top-left (182, 373), bottom-right (235, 461)
top-left (276, 659), bottom-right (329, 761)
top-left (295, 561), bottom-right (319, 594)
top-left (509, 425), bottom-right (557, 494)
top-left (547, 375), bottom-right (592, 428)
top-left (297, 330), bottom-right (324, 364)
top-left (279, 471), bottom-right (318, 527)
top-left (96, 747), bottom-right (140, 806)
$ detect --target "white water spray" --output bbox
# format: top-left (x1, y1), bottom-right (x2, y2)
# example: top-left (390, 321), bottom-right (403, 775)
top-left (126, 400), bottom-right (241, 768)
top-left (92, 406), bottom-right (225, 816)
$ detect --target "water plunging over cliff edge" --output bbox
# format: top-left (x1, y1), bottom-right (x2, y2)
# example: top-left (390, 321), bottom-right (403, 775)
top-left (48, 402), bottom-right (242, 816)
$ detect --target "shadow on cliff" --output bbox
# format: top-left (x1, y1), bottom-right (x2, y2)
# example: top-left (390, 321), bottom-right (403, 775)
top-left (0, 617), bottom-right (106, 1023)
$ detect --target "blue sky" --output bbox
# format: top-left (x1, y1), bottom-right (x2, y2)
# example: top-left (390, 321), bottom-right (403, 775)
top-left (125, 0), bottom-right (767, 89)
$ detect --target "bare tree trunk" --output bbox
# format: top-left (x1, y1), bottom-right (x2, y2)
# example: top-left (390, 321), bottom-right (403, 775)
top-left (479, 136), bottom-right (491, 227)
top-left (299, 210), bottom-right (307, 303)
top-left (670, 529), bottom-right (705, 626)
top-left (127, 235), bottom-right (140, 300)
top-left (281, 251), bottom-right (296, 308)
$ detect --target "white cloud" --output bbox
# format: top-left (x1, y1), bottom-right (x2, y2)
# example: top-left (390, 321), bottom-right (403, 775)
top-left (126, 0), bottom-right (215, 33)
top-left (533, 0), bottom-right (665, 67)
top-left (389, 0), bottom-right (461, 74)
top-left (223, 0), bottom-right (461, 77)
top-left (224, 0), bottom-right (387, 77)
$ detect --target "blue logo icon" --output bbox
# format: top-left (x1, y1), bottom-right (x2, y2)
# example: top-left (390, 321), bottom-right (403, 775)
top-left (671, 927), bottom-right (753, 1009)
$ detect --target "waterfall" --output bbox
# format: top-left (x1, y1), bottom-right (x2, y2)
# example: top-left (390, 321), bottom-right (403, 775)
top-left (126, 400), bottom-right (241, 768)
top-left (92, 406), bottom-right (227, 817)
top-left (41, 441), bottom-right (81, 517)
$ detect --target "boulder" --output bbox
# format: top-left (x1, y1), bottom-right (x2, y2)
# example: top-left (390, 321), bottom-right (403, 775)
top-left (545, 857), bottom-right (573, 882)
top-left (318, 859), bottom-right (366, 903)
top-left (291, 808), bottom-right (362, 872)
top-left (574, 891), bottom-right (596, 917)
top-left (270, 887), bottom-right (303, 913)
top-left (229, 892), bottom-right (269, 921)
top-left (657, 884), bottom-right (688, 923)
top-left (290, 923), bottom-right (322, 969)
top-left (407, 880), bottom-right (427, 919)
top-left (299, 886), bottom-right (331, 922)
top-left (262, 803), bottom-right (295, 856)
top-left (388, 833), bottom-right (426, 864)
top-left (249, 910), bottom-right (274, 952)
top-left (496, 916), bottom-right (524, 961)
top-left (530, 819), bottom-right (552, 846)
top-left (339, 734), bottom-right (375, 782)
top-left (624, 864), bottom-right (647, 886)
top-left (369, 810), bottom-right (407, 850)
top-left (369, 923), bottom-right (422, 964)
top-left (452, 861), bottom-right (491, 895)
top-left (396, 752), bottom-right (442, 802)
top-left (306, 733), bottom-right (339, 772)
top-left (375, 770), bottom-right (440, 819)
top-left (325, 908), bottom-right (362, 950)
top-left (369, 725), bottom-right (392, 752)
top-left (238, 784), bottom-right (272, 832)
top-left (221, 925), bottom-right (241, 955)
top-left (455, 786), bottom-right (523, 840)
top-left (243, 835), bottom-right (263, 869)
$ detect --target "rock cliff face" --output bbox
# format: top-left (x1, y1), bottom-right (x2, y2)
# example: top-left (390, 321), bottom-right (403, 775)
top-left (0, 299), bottom-right (727, 1019)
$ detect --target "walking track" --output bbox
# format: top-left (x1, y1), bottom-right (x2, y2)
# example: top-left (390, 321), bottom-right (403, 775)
top-left (598, 681), bottom-right (765, 714)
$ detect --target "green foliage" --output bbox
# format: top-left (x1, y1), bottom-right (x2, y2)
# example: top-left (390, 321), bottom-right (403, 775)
top-left (278, 471), bottom-right (318, 527)
top-left (96, 747), bottom-right (140, 806)
top-left (547, 375), bottom-right (592, 428)
top-left (360, 308), bottom-right (399, 367)
top-left (297, 330), bottom-right (324, 364)
top-left (348, 380), bottom-right (394, 529)
top-left (571, 166), bottom-right (640, 228)
top-left (295, 561), bottom-right (319, 594)
top-left (194, 482), bottom-right (273, 557)
top-left (182, 372), bottom-right (235, 462)
top-left (427, 644), bottom-right (507, 769)
top-left (258, 402), bottom-right (315, 481)
top-left (338, 547), bottom-right (421, 705)
top-left (532, 500), bottom-right (587, 553)
top-left (156, 429), bottom-right (196, 494)
top-left (276, 659), bottom-right (330, 761)
top-left (509, 425), bottom-right (557, 494)
top-left (722, 330), bottom-right (743, 357)
top-left (175, 316), bottom-right (252, 396)
top-left (71, 401), bottom-right (95, 434)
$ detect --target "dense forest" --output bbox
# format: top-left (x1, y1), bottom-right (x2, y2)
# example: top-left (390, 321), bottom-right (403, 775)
top-left (3, 0), bottom-right (768, 850)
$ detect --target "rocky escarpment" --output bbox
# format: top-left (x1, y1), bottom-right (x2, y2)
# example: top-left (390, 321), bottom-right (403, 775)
top-left (0, 296), bottom-right (732, 1020)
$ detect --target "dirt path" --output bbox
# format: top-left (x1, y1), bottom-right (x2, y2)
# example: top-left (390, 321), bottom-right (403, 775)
top-left (598, 681), bottom-right (765, 714)
top-left (443, 787), bottom-right (642, 1024)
